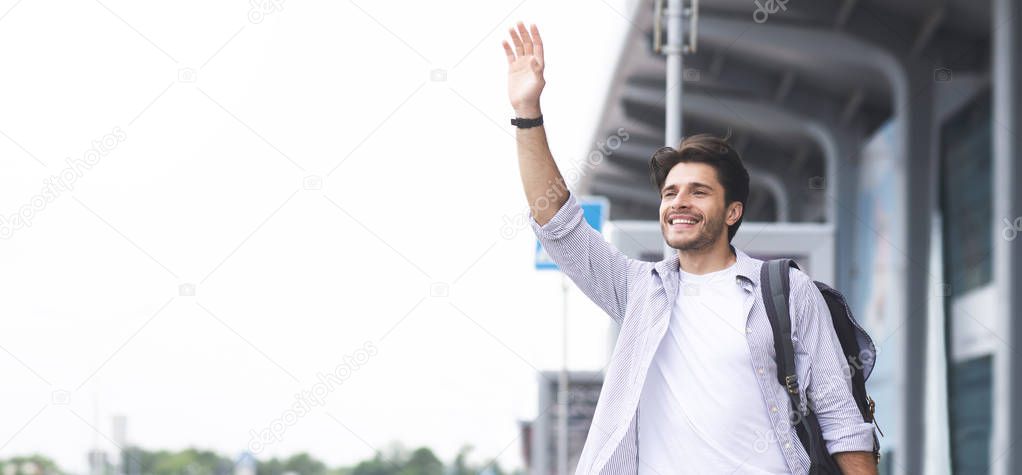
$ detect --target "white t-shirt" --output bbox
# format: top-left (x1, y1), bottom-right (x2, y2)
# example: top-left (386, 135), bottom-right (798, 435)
top-left (637, 261), bottom-right (790, 474)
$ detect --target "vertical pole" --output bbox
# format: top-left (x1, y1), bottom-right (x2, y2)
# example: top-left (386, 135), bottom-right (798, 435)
top-left (558, 274), bottom-right (569, 475)
top-left (991, 0), bottom-right (1021, 473)
top-left (665, 0), bottom-right (685, 147)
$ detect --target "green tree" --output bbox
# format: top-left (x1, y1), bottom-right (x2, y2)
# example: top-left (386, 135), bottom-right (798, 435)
top-left (255, 457), bottom-right (283, 475)
top-left (0, 454), bottom-right (65, 475)
top-left (396, 448), bottom-right (442, 475)
top-left (446, 445), bottom-right (515, 475)
top-left (133, 448), bottom-right (230, 475)
top-left (283, 453), bottom-right (327, 475)
top-left (348, 453), bottom-right (396, 475)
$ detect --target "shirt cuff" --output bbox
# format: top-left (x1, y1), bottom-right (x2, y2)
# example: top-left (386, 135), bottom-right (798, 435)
top-left (529, 192), bottom-right (584, 241)
top-left (825, 421), bottom-right (876, 455)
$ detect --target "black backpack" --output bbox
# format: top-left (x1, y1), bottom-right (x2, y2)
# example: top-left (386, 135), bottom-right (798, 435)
top-left (760, 259), bottom-right (882, 473)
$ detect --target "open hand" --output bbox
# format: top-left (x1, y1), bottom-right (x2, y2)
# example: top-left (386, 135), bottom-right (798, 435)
top-left (502, 22), bottom-right (545, 117)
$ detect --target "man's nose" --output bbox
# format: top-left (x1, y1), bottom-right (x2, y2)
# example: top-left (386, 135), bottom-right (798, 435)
top-left (669, 193), bottom-right (690, 209)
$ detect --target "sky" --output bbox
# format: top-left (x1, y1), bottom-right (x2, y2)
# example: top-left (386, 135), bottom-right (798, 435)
top-left (0, 0), bottom-right (639, 472)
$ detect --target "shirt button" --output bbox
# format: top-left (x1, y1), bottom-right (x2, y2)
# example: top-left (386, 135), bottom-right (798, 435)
top-left (784, 442), bottom-right (791, 449)
top-left (746, 327), bottom-right (753, 334)
top-left (757, 367), bottom-right (764, 374)
top-left (770, 405), bottom-right (777, 412)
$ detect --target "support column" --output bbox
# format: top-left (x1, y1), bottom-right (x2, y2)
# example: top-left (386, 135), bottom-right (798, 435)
top-left (895, 62), bottom-right (935, 475)
top-left (664, 0), bottom-right (685, 146)
top-left (991, 0), bottom-right (1022, 473)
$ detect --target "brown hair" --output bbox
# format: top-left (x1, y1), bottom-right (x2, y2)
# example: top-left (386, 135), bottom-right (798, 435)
top-left (649, 134), bottom-right (750, 242)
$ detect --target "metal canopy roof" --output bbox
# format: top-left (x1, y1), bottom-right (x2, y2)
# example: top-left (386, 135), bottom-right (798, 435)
top-left (580, 0), bottom-right (990, 222)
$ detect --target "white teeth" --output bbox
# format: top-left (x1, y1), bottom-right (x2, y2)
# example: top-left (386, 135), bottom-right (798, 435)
top-left (670, 218), bottom-right (696, 225)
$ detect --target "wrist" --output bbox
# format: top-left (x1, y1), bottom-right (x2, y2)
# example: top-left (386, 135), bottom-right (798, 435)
top-left (513, 104), bottom-right (542, 118)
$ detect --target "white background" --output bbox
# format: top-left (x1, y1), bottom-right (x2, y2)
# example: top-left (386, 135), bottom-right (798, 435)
top-left (0, 0), bottom-right (639, 472)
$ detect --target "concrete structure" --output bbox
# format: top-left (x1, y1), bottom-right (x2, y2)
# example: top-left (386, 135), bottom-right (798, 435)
top-left (526, 371), bottom-right (603, 475)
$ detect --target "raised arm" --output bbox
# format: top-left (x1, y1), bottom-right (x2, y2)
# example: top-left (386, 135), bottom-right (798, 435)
top-left (502, 22), bottom-right (565, 225)
top-left (503, 23), bottom-right (641, 325)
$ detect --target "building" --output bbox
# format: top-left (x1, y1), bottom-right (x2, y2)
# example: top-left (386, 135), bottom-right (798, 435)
top-left (523, 371), bottom-right (603, 475)
top-left (571, 0), bottom-right (1021, 473)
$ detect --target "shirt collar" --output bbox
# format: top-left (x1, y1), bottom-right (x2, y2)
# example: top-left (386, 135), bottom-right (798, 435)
top-left (653, 245), bottom-right (762, 290)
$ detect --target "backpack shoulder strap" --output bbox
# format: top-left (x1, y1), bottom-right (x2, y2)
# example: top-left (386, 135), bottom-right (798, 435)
top-left (760, 259), bottom-right (816, 459)
top-left (760, 258), bottom-right (799, 394)
top-left (761, 259), bottom-right (864, 472)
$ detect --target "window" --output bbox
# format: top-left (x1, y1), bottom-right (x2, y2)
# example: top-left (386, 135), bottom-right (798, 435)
top-left (940, 90), bottom-right (993, 295)
top-left (940, 89), bottom-right (993, 474)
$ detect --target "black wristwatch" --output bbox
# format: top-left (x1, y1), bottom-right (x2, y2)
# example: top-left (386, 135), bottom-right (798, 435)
top-left (511, 115), bottom-right (543, 129)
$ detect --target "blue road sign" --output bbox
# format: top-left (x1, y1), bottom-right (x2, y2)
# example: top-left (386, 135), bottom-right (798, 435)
top-left (535, 196), bottom-right (610, 271)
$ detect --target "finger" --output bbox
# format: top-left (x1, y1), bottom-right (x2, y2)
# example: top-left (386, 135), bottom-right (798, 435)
top-left (530, 24), bottom-right (544, 64)
top-left (517, 21), bottom-right (533, 56)
top-left (509, 27), bottom-right (525, 57)
top-left (502, 40), bottom-right (515, 66)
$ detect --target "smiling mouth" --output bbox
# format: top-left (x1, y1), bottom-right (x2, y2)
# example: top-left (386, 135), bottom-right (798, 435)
top-left (666, 216), bottom-right (699, 231)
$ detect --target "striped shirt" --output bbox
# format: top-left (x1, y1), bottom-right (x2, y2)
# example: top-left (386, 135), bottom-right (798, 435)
top-left (529, 191), bottom-right (876, 475)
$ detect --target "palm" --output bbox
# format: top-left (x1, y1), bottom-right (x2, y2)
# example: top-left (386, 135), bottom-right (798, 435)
top-left (503, 23), bottom-right (545, 113)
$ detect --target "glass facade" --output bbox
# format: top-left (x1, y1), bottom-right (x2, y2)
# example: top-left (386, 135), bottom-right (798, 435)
top-left (940, 90), bottom-right (993, 296)
top-left (940, 90), bottom-right (993, 474)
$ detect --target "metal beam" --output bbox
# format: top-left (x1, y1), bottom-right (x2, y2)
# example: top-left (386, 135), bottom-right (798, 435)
top-left (621, 84), bottom-right (839, 222)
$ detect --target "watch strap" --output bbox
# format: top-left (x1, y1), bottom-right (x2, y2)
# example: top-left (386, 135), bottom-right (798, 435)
top-left (511, 115), bottom-right (543, 128)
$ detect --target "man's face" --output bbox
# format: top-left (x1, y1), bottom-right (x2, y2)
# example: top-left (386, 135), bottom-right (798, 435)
top-left (658, 162), bottom-right (740, 251)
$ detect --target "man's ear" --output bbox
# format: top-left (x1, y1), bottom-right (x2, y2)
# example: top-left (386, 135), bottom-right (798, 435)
top-left (726, 201), bottom-right (743, 226)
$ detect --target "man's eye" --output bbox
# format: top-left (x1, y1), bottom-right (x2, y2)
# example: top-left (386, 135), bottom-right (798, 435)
top-left (693, 190), bottom-right (706, 196)
top-left (663, 192), bottom-right (675, 198)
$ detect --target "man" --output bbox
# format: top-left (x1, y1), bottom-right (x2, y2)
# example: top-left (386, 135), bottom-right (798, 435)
top-left (503, 22), bottom-right (877, 475)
